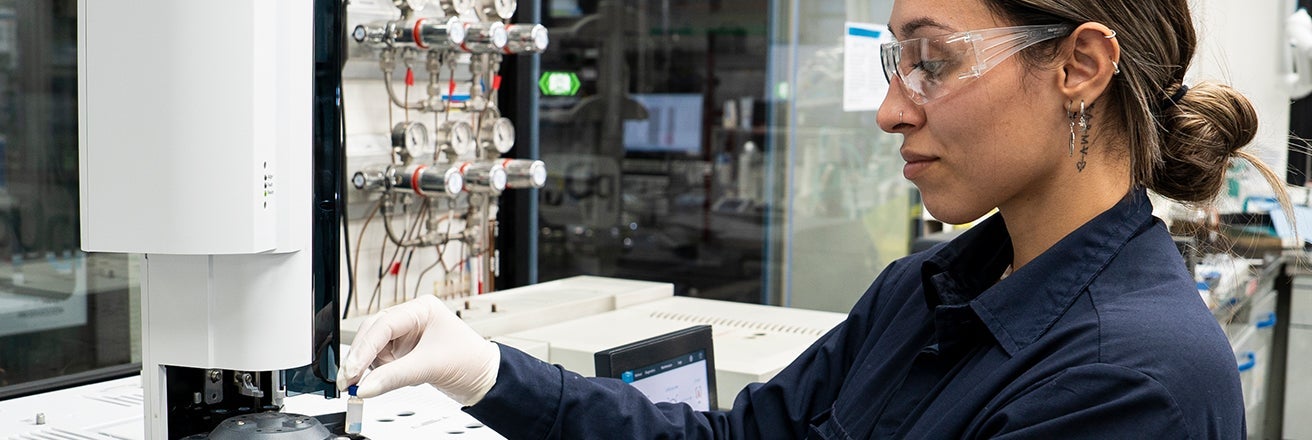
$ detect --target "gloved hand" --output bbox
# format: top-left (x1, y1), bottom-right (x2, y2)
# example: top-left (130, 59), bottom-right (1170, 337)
top-left (337, 295), bottom-right (500, 406)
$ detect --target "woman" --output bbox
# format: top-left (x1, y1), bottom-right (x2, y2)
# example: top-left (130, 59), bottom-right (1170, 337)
top-left (339, 0), bottom-right (1278, 437)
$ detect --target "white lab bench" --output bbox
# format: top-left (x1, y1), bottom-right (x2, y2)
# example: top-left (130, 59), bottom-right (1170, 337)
top-left (0, 374), bottom-right (503, 439)
top-left (0, 276), bottom-right (841, 438)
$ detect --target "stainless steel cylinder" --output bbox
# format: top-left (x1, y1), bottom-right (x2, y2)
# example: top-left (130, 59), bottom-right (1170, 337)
top-left (351, 166), bottom-right (390, 191)
top-left (504, 24), bottom-right (548, 54)
top-left (353, 22), bottom-right (397, 47)
top-left (460, 22), bottom-right (508, 53)
top-left (396, 17), bottom-right (467, 50)
top-left (457, 161), bottom-right (508, 194)
top-left (394, 164), bottom-right (465, 196)
top-left (353, 165), bottom-right (463, 197)
top-left (500, 159), bottom-right (547, 189)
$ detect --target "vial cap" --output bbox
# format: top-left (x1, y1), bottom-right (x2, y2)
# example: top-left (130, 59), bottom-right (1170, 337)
top-left (348, 385), bottom-right (359, 396)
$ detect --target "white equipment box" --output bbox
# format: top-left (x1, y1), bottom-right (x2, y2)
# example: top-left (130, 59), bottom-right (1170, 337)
top-left (500, 296), bottom-right (847, 410)
top-left (342, 276), bottom-right (674, 342)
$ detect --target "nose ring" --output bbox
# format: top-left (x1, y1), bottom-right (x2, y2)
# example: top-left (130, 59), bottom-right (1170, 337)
top-left (899, 111), bottom-right (904, 124)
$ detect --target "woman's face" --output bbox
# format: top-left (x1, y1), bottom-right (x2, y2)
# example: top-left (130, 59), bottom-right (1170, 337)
top-left (879, 0), bottom-right (1070, 224)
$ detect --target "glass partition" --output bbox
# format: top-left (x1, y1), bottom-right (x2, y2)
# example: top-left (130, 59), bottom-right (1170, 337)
top-left (765, 1), bottom-right (908, 312)
top-left (533, 0), bottom-right (910, 312)
top-left (0, 0), bottom-right (138, 398)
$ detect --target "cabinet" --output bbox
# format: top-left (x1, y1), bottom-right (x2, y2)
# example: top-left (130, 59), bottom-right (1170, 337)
top-left (1218, 256), bottom-right (1306, 439)
top-left (1285, 279), bottom-right (1312, 439)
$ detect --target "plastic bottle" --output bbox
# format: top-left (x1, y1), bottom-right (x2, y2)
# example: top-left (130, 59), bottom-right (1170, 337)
top-left (737, 141), bottom-right (762, 204)
top-left (346, 385), bottom-right (363, 434)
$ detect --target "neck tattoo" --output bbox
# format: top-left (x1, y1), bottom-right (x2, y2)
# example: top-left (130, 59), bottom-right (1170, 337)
top-left (1076, 110), bottom-right (1092, 172)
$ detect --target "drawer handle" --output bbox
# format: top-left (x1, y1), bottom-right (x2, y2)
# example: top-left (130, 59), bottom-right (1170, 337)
top-left (1237, 352), bottom-right (1257, 373)
top-left (1256, 312), bottom-right (1277, 329)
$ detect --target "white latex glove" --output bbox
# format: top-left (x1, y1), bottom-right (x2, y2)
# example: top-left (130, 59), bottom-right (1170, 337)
top-left (337, 295), bottom-right (500, 406)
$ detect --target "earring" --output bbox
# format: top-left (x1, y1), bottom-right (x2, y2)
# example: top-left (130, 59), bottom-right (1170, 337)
top-left (1067, 102), bottom-right (1077, 157)
top-left (1104, 30), bottom-right (1121, 75)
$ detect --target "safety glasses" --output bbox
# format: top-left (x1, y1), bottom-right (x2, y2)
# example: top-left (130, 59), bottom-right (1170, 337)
top-left (881, 24), bottom-right (1073, 105)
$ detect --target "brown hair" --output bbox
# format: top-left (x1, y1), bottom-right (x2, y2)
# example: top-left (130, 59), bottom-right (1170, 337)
top-left (982, 0), bottom-right (1291, 211)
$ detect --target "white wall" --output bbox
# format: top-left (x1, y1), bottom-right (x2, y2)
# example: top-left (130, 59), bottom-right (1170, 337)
top-left (1190, 0), bottom-right (1298, 206)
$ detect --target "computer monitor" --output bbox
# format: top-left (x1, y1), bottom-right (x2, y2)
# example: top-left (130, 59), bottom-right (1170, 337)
top-left (622, 94), bottom-right (704, 156)
top-left (594, 325), bottom-right (717, 411)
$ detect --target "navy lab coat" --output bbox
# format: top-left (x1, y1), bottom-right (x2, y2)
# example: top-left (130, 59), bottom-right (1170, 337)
top-left (466, 189), bottom-right (1245, 439)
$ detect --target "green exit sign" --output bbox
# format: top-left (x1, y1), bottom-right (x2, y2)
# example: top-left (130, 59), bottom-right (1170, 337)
top-left (539, 71), bottom-right (581, 96)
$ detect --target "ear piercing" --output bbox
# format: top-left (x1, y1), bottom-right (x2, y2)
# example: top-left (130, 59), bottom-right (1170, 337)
top-left (1105, 30), bottom-right (1120, 75)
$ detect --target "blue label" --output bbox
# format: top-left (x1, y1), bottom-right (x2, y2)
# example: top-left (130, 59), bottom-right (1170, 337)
top-left (847, 27), bottom-right (883, 39)
top-left (621, 371), bottom-right (634, 383)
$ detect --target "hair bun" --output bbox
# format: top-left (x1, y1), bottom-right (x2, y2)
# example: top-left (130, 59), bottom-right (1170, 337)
top-left (1149, 82), bottom-right (1258, 203)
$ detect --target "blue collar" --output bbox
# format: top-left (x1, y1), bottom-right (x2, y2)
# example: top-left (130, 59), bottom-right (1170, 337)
top-left (921, 189), bottom-right (1156, 356)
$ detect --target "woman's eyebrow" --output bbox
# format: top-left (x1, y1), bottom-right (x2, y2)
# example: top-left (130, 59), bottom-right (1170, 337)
top-left (894, 17), bottom-right (955, 39)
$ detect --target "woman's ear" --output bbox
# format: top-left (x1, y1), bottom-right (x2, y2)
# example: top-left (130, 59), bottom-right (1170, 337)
top-left (1057, 22), bottom-right (1121, 104)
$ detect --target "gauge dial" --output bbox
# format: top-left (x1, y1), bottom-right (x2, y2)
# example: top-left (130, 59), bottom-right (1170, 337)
top-left (439, 121), bottom-right (476, 157)
top-left (440, 0), bottom-right (474, 14)
top-left (488, 0), bottom-right (517, 19)
top-left (481, 117), bottom-right (515, 153)
top-left (391, 121), bottom-right (429, 153)
top-left (401, 0), bottom-right (428, 12)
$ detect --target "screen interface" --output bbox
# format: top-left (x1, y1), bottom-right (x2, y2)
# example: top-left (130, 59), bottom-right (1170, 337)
top-left (620, 349), bottom-right (711, 411)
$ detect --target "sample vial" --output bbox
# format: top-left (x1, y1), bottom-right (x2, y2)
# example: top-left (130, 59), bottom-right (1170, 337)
top-left (346, 385), bottom-right (364, 434)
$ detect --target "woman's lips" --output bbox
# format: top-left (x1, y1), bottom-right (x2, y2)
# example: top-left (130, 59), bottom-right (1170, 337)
top-left (901, 151), bottom-right (938, 180)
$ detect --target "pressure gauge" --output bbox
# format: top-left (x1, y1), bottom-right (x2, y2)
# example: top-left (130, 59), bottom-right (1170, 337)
top-left (460, 22), bottom-right (508, 53)
top-left (439, 0), bottom-right (474, 15)
top-left (396, 0), bottom-right (428, 12)
top-left (391, 121), bottom-right (429, 153)
top-left (480, 0), bottom-right (517, 19)
top-left (504, 24), bottom-right (548, 54)
top-left (437, 121), bottom-right (476, 157)
top-left (480, 117), bottom-right (516, 153)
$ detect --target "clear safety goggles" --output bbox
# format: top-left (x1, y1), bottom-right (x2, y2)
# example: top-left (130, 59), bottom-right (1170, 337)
top-left (881, 24), bottom-right (1073, 105)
